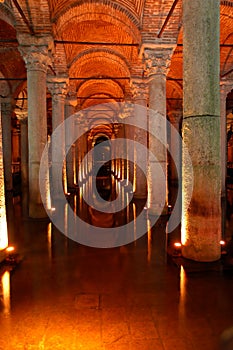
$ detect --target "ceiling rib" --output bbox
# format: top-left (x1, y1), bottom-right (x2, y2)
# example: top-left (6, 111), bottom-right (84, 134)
top-left (11, 0), bottom-right (35, 35)
top-left (55, 40), bottom-right (138, 47)
top-left (157, 0), bottom-right (179, 38)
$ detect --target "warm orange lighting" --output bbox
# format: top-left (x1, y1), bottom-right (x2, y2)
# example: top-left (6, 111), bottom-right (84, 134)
top-left (63, 162), bottom-right (68, 195)
top-left (174, 242), bottom-right (182, 248)
top-left (47, 222), bottom-right (52, 261)
top-left (133, 203), bottom-right (137, 244)
top-left (181, 216), bottom-right (187, 245)
top-left (1, 271), bottom-right (10, 314)
top-left (179, 266), bottom-right (186, 318)
top-left (6, 246), bottom-right (15, 253)
top-left (220, 240), bottom-right (225, 245)
top-left (147, 219), bottom-right (152, 264)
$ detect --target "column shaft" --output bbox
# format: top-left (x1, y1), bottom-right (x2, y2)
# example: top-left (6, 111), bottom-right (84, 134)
top-left (131, 80), bottom-right (148, 199)
top-left (15, 111), bottom-right (28, 188)
top-left (19, 41), bottom-right (52, 218)
top-left (65, 96), bottom-right (76, 189)
top-left (1, 100), bottom-right (12, 191)
top-left (182, 0), bottom-right (221, 261)
top-left (48, 79), bottom-right (68, 199)
top-left (144, 48), bottom-right (174, 215)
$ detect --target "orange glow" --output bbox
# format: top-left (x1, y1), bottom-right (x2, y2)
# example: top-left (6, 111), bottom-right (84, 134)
top-left (1, 271), bottom-right (10, 315)
top-left (179, 266), bottom-right (186, 318)
top-left (174, 242), bottom-right (182, 248)
top-left (6, 246), bottom-right (15, 253)
top-left (181, 216), bottom-right (187, 245)
top-left (0, 208), bottom-right (8, 250)
top-left (133, 148), bottom-right (136, 192)
top-left (47, 223), bottom-right (52, 261)
top-left (72, 145), bottom-right (77, 185)
top-left (220, 240), bottom-right (225, 245)
top-left (133, 203), bottom-right (137, 245)
top-left (147, 219), bottom-right (152, 264)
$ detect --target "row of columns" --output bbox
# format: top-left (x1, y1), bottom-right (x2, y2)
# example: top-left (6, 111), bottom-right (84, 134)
top-left (0, 0), bottom-right (230, 261)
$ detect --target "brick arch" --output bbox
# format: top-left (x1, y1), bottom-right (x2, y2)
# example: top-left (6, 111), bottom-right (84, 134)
top-left (77, 79), bottom-right (124, 97)
top-left (166, 79), bottom-right (183, 112)
top-left (68, 48), bottom-right (131, 71)
top-left (167, 79), bottom-right (182, 98)
top-left (54, 3), bottom-right (141, 43)
top-left (52, 0), bottom-right (141, 30)
top-left (69, 50), bottom-right (130, 96)
top-left (221, 32), bottom-right (233, 73)
top-left (0, 4), bottom-right (15, 27)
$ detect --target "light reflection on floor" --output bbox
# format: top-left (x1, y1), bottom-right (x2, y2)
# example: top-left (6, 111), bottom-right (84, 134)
top-left (0, 179), bottom-right (233, 349)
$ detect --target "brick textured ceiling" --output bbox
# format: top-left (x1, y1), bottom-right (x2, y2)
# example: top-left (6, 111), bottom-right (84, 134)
top-left (0, 0), bottom-right (233, 106)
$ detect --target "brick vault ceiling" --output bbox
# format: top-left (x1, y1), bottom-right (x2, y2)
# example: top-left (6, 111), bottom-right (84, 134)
top-left (0, 0), bottom-right (233, 107)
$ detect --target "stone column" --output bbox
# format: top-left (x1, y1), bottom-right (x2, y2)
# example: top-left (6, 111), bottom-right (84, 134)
top-left (75, 119), bottom-right (82, 184)
top-left (65, 91), bottom-right (77, 190)
top-left (1, 99), bottom-right (12, 191)
top-left (75, 112), bottom-right (88, 184)
top-left (120, 103), bottom-right (134, 186)
top-left (220, 81), bottom-right (233, 238)
top-left (0, 103), bottom-right (8, 249)
top-left (220, 82), bottom-right (233, 198)
top-left (182, 0), bottom-right (221, 261)
top-left (47, 77), bottom-right (68, 199)
top-left (19, 37), bottom-right (52, 218)
top-left (144, 47), bottom-right (174, 215)
top-left (15, 110), bottom-right (28, 188)
top-left (168, 110), bottom-right (182, 185)
top-left (131, 79), bottom-right (148, 199)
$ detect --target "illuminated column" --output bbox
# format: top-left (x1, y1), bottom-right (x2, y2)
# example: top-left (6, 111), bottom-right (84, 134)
top-left (0, 103), bottom-right (8, 249)
top-left (220, 82), bottom-right (232, 238)
top-left (182, 0), bottom-right (221, 261)
top-left (47, 77), bottom-right (68, 198)
top-left (168, 110), bottom-right (182, 185)
top-left (220, 82), bottom-right (233, 200)
top-left (19, 37), bottom-right (52, 218)
top-left (1, 98), bottom-right (12, 191)
top-left (75, 119), bottom-right (82, 183)
top-left (75, 113), bottom-right (88, 184)
top-left (131, 79), bottom-right (148, 198)
top-left (15, 110), bottom-right (28, 188)
top-left (117, 123), bottom-right (124, 180)
top-left (121, 103), bottom-right (134, 185)
top-left (144, 47), bottom-right (174, 214)
top-left (65, 91), bottom-right (77, 189)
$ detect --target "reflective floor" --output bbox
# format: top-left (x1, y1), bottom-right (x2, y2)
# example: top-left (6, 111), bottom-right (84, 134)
top-left (1, 180), bottom-right (233, 350)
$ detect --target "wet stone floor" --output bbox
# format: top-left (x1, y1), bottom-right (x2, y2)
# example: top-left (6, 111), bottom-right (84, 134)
top-left (1, 192), bottom-right (233, 350)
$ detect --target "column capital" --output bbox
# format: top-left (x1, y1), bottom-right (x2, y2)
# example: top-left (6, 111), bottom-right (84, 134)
top-left (220, 79), bottom-right (233, 98)
top-left (19, 44), bottom-right (52, 73)
top-left (0, 80), bottom-right (10, 98)
top-left (119, 102), bottom-right (134, 119)
top-left (47, 76), bottom-right (69, 102)
top-left (66, 84), bottom-right (77, 108)
top-left (18, 34), bottom-right (53, 72)
top-left (1, 97), bottom-right (12, 114)
top-left (130, 78), bottom-right (148, 101)
top-left (143, 47), bottom-right (174, 77)
top-left (15, 109), bottom-right (28, 124)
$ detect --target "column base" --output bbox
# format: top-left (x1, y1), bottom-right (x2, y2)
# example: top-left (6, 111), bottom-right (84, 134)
top-left (181, 245), bottom-right (221, 262)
